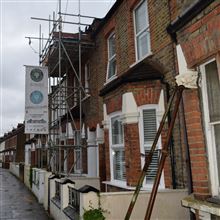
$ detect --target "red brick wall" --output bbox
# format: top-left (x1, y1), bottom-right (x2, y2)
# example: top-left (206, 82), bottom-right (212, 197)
top-left (183, 90), bottom-right (210, 198)
top-left (16, 131), bottom-right (26, 163)
top-left (98, 143), bottom-right (106, 191)
top-left (104, 80), bottom-right (162, 113)
top-left (5, 136), bottom-right (17, 149)
top-left (66, 139), bottom-right (74, 173)
top-left (31, 151), bottom-right (36, 167)
top-left (103, 81), bottom-right (173, 189)
top-left (124, 123), bottom-right (141, 187)
top-left (77, 0), bottom-right (188, 190)
top-left (169, 1), bottom-right (220, 198)
top-left (177, 3), bottom-right (220, 68)
top-left (104, 130), bottom-right (110, 181)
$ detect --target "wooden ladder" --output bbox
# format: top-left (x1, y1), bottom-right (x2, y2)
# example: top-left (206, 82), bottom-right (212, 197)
top-left (125, 85), bottom-right (185, 220)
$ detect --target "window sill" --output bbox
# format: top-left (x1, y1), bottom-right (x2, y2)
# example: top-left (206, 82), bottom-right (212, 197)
top-left (104, 75), bottom-right (118, 86)
top-left (63, 206), bottom-right (80, 220)
top-left (103, 181), bottom-right (164, 191)
top-left (182, 194), bottom-right (220, 216)
top-left (51, 197), bottom-right (61, 209)
top-left (103, 181), bottom-right (128, 190)
top-left (130, 52), bottom-right (153, 69)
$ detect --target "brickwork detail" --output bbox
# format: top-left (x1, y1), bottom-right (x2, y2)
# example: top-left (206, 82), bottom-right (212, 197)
top-left (124, 123), bottom-right (141, 186)
top-left (183, 90), bottom-right (210, 197)
top-left (177, 3), bottom-right (220, 68)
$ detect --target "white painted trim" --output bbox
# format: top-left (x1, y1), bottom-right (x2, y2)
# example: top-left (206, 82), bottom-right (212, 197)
top-left (133, 0), bottom-right (151, 61)
top-left (200, 59), bottom-right (220, 196)
top-left (106, 32), bottom-right (117, 82)
top-left (176, 44), bottom-right (188, 75)
top-left (121, 92), bottom-right (139, 124)
top-left (102, 104), bottom-right (110, 129)
top-left (109, 111), bottom-right (126, 184)
top-left (96, 124), bottom-right (104, 144)
top-left (138, 104), bottom-right (165, 188)
top-left (129, 52), bottom-right (153, 69)
top-left (104, 74), bottom-right (118, 86)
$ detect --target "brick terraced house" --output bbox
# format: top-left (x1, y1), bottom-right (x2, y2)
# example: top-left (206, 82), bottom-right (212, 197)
top-left (167, 0), bottom-right (220, 219)
top-left (91, 0), bottom-right (189, 193)
top-left (9, 0), bottom-right (220, 219)
top-left (0, 123), bottom-right (25, 169)
top-left (24, 0), bottom-right (193, 219)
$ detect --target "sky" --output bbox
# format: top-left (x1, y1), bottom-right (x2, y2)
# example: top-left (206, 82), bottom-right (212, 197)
top-left (0, 0), bottom-right (116, 136)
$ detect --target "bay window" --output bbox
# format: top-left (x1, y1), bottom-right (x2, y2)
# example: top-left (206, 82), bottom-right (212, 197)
top-left (139, 105), bottom-right (163, 186)
top-left (110, 115), bottom-right (126, 182)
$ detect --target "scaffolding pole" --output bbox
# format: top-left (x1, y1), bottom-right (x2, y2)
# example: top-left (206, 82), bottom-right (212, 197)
top-left (28, 0), bottom-right (96, 176)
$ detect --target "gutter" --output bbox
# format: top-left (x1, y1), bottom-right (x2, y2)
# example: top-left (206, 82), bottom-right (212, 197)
top-left (92, 0), bottom-right (123, 38)
top-left (167, 0), bottom-right (215, 42)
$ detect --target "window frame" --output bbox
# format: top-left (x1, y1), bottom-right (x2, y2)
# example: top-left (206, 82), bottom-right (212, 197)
top-left (74, 130), bottom-right (82, 174)
top-left (200, 58), bottom-right (220, 196)
top-left (106, 32), bottom-right (117, 82)
top-left (133, 0), bottom-right (151, 62)
top-left (138, 104), bottom-right (165, 188)
top-left (109, 112), bottom-right (126, 185)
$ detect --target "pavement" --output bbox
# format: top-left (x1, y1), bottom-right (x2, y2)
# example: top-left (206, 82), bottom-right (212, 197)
top-left (0, 168), bottom-right (51, 220)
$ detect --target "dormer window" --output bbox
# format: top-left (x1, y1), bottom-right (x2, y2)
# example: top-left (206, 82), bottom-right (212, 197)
top-left (107, 33), bottom-right (116, 80)
top-left (134, 0), bottom-right (150, 60)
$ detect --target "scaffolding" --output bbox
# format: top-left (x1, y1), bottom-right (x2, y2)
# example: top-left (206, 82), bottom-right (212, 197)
top-left (26, 0), bottom-right (99, 176)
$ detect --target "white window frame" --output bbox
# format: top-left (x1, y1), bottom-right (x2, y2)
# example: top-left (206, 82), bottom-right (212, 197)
top-left (200, 58), bottom-right (220, 196)
top-left (138, 104), bottom-right (165, 188)
top-left (106, 32), bottom-right (117, 82)
top-left (133, 0), bottom-right (151, 62)
top-left (109, 112), bottom-right (126, 186)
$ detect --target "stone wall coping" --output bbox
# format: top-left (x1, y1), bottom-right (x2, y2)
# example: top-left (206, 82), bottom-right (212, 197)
top-left (182, 194), bottom-right (220, 216)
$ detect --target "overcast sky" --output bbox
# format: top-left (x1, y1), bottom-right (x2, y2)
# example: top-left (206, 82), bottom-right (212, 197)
top-left (0, 0), bottom-right (116, 136)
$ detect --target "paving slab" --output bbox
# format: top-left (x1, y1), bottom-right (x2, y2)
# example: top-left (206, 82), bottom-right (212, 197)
top-left (0, 168), bottom-right (51, 220)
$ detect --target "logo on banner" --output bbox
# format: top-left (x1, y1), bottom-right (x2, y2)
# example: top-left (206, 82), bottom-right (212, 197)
top-left (25, 66), bottom-right (48, 134)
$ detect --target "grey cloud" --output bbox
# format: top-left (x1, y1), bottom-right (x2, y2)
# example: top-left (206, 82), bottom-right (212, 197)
top-left (1, 0), bottom-right (116, 135)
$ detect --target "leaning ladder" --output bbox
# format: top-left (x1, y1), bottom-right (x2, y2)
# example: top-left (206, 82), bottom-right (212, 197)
top-left (125, 85), bottom-right (185, 220)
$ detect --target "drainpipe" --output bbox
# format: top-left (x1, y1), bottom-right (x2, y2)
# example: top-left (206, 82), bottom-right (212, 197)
top-left (181, 99), bottom-right (193, 194)
top-left (165, 83), bottom-right (177, 189)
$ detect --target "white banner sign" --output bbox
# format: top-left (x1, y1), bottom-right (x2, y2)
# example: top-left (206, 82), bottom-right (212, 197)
top-left (25, 65), bottom-right (48, 134)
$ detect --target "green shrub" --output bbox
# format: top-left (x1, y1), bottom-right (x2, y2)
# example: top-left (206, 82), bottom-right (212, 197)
top-left (83, 208), bottom-right (105, 220)
top-left (83, 194), bottom-right (109, 220)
